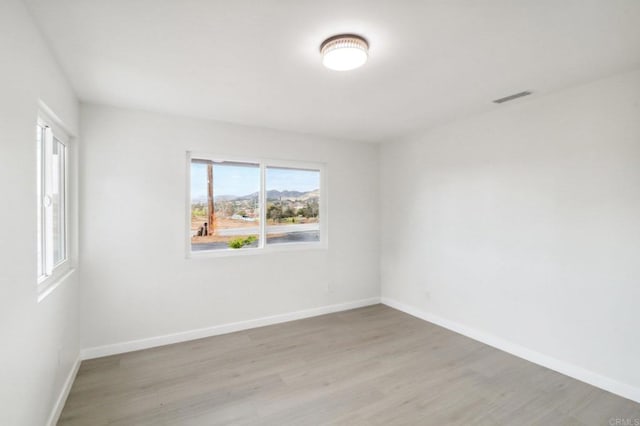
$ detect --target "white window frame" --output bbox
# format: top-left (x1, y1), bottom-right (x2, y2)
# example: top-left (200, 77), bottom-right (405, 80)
top-left (186, 152), bottom-right (328, 258)
top-left (37, 109), bottom-right (74, 300)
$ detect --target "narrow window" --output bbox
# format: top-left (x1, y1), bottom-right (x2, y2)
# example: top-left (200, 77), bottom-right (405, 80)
top-left (37, 118), bottom-right (68, 284)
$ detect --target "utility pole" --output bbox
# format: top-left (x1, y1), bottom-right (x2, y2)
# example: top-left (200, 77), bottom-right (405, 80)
top-left (207, 162), bottom-right (215, 235)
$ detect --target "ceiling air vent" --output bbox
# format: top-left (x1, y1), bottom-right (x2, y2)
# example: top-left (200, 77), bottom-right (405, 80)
top-left (492, 91), bottom-right (532, 104)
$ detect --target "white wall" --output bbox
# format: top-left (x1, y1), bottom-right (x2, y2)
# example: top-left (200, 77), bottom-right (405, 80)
top-left (0, 0), bottom-right (80, 425)
top-left (79, 104), bottom-right (380, 351)
top-left (380, 69), bottom-right (640, 400)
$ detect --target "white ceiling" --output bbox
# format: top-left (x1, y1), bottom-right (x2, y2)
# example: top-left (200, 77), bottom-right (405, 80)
top-left (25, 0), bottom-right (640, 142)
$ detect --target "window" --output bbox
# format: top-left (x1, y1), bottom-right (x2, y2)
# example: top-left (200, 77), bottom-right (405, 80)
top-left (189, 154), bottom-right (324, 254)
top-left (37, 115), bottom-right (69, 286)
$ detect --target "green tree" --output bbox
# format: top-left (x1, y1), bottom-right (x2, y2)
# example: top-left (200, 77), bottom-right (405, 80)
top-left (267, 204), bottom-right (283, 221)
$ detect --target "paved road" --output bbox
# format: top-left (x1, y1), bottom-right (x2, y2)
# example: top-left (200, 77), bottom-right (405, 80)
top-left (191, 230), bottom-right (319, 251)
top-left (216, 223), bottom-right (319, 236)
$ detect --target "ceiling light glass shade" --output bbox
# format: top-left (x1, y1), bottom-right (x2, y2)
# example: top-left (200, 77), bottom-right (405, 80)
top-left (321, 35), bottom-right (368, 71)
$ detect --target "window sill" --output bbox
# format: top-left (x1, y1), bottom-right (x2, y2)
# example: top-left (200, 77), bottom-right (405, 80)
top-left (188, 242), bottom-right (328, 259)
top-left (37, 266), bottom-right (75, 303)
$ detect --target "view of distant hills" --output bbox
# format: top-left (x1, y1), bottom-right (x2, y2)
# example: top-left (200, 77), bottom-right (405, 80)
top-left (193, 189), bottom-right (319, 203)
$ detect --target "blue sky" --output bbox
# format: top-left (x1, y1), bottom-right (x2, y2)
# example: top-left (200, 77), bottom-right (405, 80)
top-left (266, 167), bottom-right (319, 193)
top-left (191, 163), bottom-right (319, 199)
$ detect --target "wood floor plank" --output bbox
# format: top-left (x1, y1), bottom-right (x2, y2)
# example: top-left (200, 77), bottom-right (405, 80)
top-left (58, 305), bottom-right (640, 425)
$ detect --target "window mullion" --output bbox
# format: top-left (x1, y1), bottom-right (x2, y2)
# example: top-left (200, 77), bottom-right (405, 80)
top-left (260, 163), bottom-right (266, 248)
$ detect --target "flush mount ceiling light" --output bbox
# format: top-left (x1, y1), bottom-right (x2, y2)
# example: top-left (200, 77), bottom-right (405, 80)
top-left (320, 34), bottom-right (369, 71)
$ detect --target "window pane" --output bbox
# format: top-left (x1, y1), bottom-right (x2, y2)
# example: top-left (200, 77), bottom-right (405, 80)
top-left (191, 160), bottom-right (260, 251)
top-left (266, 167), bottom-right (320, 245)
top-left (52, 138), bottom-right (66, 265)
top-left (36, 125), bottom-right (44, 279)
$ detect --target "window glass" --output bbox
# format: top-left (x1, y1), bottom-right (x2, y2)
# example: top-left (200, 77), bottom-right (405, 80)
top-left (52, 138), bottom-right (66, 265)
top-left (191, 160), bottom-right (260, 251)
top-left (36, 125), bottom-right (45, 279)
top-left (266, 167), bottom-right (320, 245)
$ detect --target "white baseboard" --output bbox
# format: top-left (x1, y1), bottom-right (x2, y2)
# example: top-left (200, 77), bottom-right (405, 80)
top-left (46, 355), bottom-right (81, 426)
top-left (381, 297), bottom-right (640, 404)
top-left (81, 297), bottom-right (381, 360)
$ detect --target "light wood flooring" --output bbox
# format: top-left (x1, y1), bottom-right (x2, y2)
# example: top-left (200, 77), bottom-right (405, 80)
top-left (59, 305), bottom-right (640, 425)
